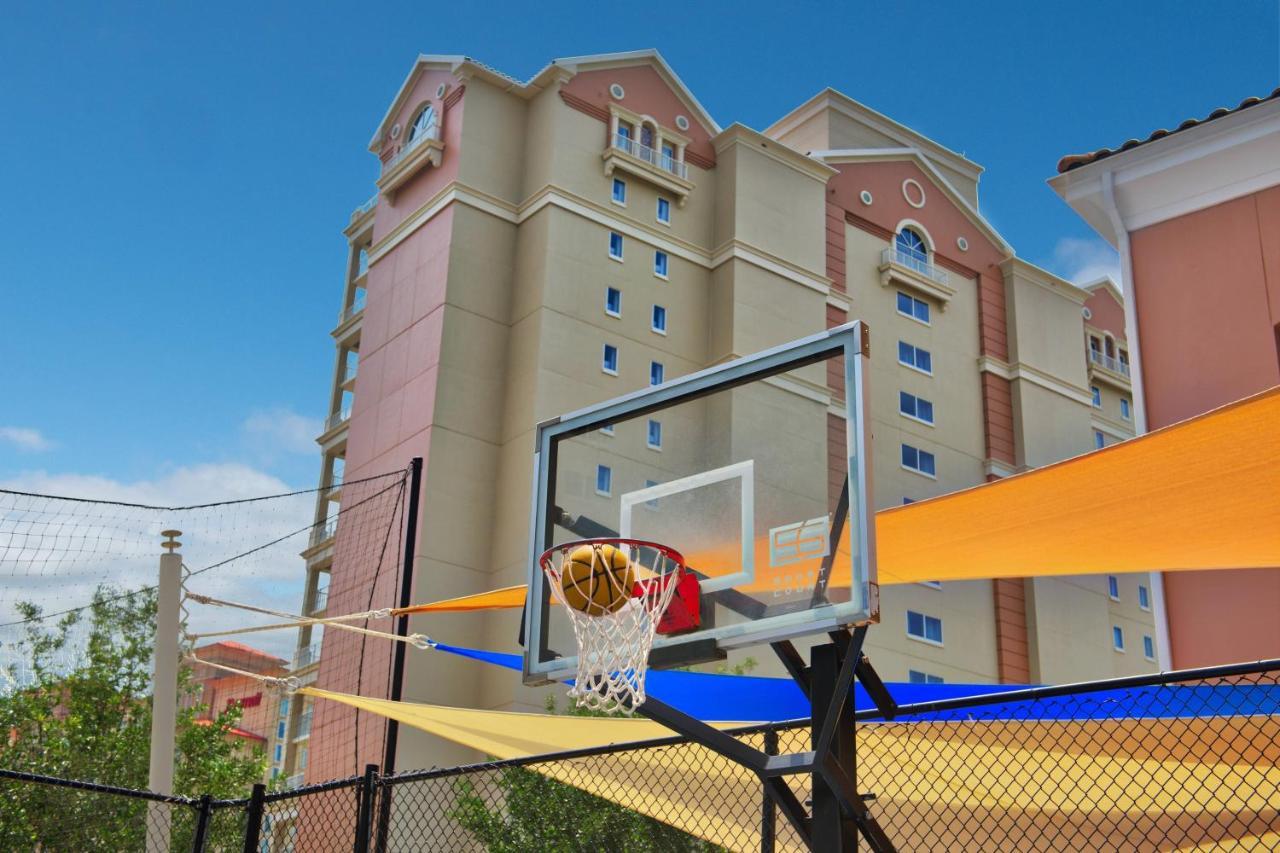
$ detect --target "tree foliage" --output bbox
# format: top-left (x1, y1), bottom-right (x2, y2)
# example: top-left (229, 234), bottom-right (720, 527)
top-left (0, 586), bottom-right (266, 850)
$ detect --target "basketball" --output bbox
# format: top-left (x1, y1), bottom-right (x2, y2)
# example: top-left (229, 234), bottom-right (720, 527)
top-left (560, 543), bottom-right (634, 616)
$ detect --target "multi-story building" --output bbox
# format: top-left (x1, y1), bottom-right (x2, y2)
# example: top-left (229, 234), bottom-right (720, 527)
top-left (286, 50), bottom-right (1158, 781)
top-left (1052, 87), bottom-right (1280, 670)
top-left (185, 641), bottom-right (288, 783)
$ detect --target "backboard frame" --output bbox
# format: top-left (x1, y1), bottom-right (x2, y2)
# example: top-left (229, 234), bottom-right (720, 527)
top-left (522, 320), bottom-right (877, 687)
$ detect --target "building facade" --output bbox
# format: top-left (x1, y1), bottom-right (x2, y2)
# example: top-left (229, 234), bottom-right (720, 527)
top-left (287, 50), bottom-right (1156, 781)
top-left (1052, 87), bottom-right (1280, 671)
top-left (185, 641), bottom-right (288, 783)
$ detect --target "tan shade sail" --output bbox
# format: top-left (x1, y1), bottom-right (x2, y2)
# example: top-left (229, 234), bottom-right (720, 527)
top-left (395, 387), bottom-right (1280, 615)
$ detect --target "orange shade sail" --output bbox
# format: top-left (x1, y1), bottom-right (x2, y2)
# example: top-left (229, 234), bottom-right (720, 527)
top-left (394, 387), bottom-right (1280, 616)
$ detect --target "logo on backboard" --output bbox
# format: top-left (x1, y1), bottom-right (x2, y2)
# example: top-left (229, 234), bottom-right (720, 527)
top-left (768, 515), bottom-right (831, 568)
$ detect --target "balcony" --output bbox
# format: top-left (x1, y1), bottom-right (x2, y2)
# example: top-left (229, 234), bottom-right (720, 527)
top-left (340, 362), bottom-right (358, 392)
top-left (376, 125), bottom-right (444, 198)
top-left (308, 519), bottom-right (337, 549)
top-left (602, 133), bottom-right (693, 206)
top-left (310, 584), bottom-right (328, 614)
top-left (879, 247), bottom-right (956, 307)
top-left (350, 194), bottom-right (376, 224)
top-left (285, 773), bottom-right (306, 790)
top-left (322, 408), bottom-right (351, 434)
top-left (293, 710), bottom-right (313, 740)
top-left (293, 643), bottom-right (322, 671)
top-left (1089, 348), bottom-right (1132, 389)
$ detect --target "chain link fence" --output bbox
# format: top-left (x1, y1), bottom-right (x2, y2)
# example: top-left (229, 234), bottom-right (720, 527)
top-left (3, 660), bottom-right (1277, 851)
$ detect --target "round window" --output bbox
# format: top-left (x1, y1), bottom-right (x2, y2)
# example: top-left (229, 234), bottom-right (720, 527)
top-left (609, 83), bottom-right (625, 99)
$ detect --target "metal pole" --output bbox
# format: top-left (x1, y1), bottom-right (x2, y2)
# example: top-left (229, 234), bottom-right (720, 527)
top-left (376, 457), bottom-right (422, 851)
top-left (190, 794), bottom-right (213, 853)
top-left (811, 643), bottom-right (857, 852)
top-left (242, 782), bottom-right (266, 853)
top-left (354, 763), bottom-right (379, 853)
top-left (761, 728), bottom-right (779, 853)
top-left (146, 529), bottom-right (183, 853)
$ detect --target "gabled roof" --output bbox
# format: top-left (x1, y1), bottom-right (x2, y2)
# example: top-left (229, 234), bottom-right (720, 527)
top-left (1081, 276), bottom-right (1124, 305)
top-left (368, 50), bottom-right (720, 153)
top-left (1057, 87), bottom-right (1280, 173)
top-left (811, 147), bottom-right (1011, 256)
top-left (765, 89), bottom-right (984, 185)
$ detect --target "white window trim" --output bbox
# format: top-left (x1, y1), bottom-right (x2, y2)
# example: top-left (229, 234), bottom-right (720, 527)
top-left (918, 581), bottom-right (942, 589)
top-left (651, 306), bottom-right (667, 335)
top-left (595, 465), bottom-right (613, 497)
top-left (1091, 387), bottom-right (1102, 408)
top-left (656, 198), bottom-right (671, 226)
top-left (654, 252), bottom-right (669, 280)
top-left (611, 178), bottom-right (627, 208)
top-left (602, 345), bottom-right (619, 376)
top-left (1143, 637), bottom-right (1156, 662)
top-left (1138, 586), bottom-right (1151, 612)
top-left (896, 292), bottom-right (932, 327)
top-left (906, 614), bottom-right (944, 647)
top-left (1107, 576), bottom-right (1120, 602)
top-left (609, 233), bottom-right (624, 262)
top-left (599, 425), bottom-right (615, 436)
top-left (900, 360), bottom-right (934, 377)
top-left (1121, 400), bottom-right (1132, 420)
top-left (1113, 627), bottom-right (1125, 653)
top-left (605, 288), bottom-right (621, 319)
top-left (901, 462), bottom-right (937, 481)
top-left (900, 411), bottom-right (935, 428)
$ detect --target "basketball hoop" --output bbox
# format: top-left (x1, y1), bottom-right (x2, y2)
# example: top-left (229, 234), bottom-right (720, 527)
top-left (539, 538), bottom-right (688, 714)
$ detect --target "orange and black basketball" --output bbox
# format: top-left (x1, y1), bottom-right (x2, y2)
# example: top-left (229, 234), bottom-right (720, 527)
top-left (560, 543), bottom-right (634, 616)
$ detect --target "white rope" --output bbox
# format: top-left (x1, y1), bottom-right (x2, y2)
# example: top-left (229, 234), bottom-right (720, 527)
top-left (187, 654), bottom-right (300, 693)
top-left (185, 591), bottom-right (392, 625)
top-left (188, 618), bottom-right (436, 649)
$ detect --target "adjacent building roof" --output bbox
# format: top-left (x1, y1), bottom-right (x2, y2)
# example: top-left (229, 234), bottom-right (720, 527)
top-left (1056, 87), bottom-right (1280, 173)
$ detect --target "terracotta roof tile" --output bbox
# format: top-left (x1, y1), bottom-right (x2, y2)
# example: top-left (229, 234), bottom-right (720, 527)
top-left (1057, 87), bottom-right (1280, 173)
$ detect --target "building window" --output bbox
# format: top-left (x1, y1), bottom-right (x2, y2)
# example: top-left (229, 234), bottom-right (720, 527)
top-left (1107, 575), bottom-right (1119, 600)
top-left (609, 232), bottom-right (624, 260)
top-left (1143, 635), bottom-right (1155, 661)
top-left (274, 744), bottom-right (283, 761)
top-left (647, 419), bottom-right (662, 450)
top-left (595, 465), bottom-right (612, 496)
top-left (277, 721), bottom-right (286, 739)
top-left (1121, 398), bottom-right (1131, 420)
top-left (918, 580), bottom-right (942, 589)
top-left (1138, 584), bottom-right (1150, 611)
top-left (1091, 386), bottom-right (1101, 407)
top-left (299, 746), bottom-right (308, 769)
top-left (656, 197), bottom-right (671, 224)
top-left (908, 670), bottom-right (945, 684)
top-left (651, 304), bottom-right (667, 334)
top-left (901, 444), bottom-right (936, 477)
top-left (898, 341), bottom-right (933, 374)
top-left (600, 423), bottom-right (615, 436)
top-left (1089, 335), bottom-right (1101, 356)
top-left (1094, 430), bottom-right (1105, 449)
top-left (408, 104), bottom-right (437, 142)
top-left (1112, 625), bottom-right (1125, 652)
top-left (906, 610), bottom-right (943, 645)
top-left (1119, 349), bottom-right (1130, 371)
top-left (602, 344), bottom-right (618, 375)
top-left (611, 178), bottom-right (627, 205)
top-left (650, 361), bottom-right (664, 386)
top-left (654, 251), bottom-right (669, 279)
top-left (899, 391), bottom-right (934, 425)
top-left (895, 227), bottom-right (930, 271)
top-left (896, 291), bottom-right (931, 324)
top-left (902, 497), bottom-right (915, 505)
top-left (605, 287), bottom-right (621, 318)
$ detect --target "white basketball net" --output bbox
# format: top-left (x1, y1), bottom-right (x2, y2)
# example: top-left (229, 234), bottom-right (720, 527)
top-left (541, 540), bottom-right (684, 715)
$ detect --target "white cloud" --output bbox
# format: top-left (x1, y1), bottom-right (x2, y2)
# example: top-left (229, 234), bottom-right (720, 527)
top-left (1051, 237), bottom-right (1121, 286)
top-left (0, 463), bottom-right (318, 663)
top-left (0, 427), bottom-right (54, 452)
top-left (242, 408), bottom-right (323, 457)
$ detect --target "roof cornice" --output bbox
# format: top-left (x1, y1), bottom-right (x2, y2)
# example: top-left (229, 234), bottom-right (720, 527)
top-left (714, 124), bottom-right (837, 183)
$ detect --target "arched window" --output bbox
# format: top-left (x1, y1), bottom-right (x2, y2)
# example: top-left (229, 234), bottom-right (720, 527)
top-left (408, 104), bottom-right (437, 143)
top-left (895, 227), bottom-right (929, 272)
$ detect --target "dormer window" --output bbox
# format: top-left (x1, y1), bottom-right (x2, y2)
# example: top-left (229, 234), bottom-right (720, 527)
top-left (603, 106), bottom-right (693, 205)
top-left (879, 223), bottom-right (953, 305)
top-left (378, 101), bottom-right (445, 197)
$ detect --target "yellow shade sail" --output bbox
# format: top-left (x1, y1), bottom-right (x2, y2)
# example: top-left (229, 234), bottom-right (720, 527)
top-left (395, 387), bottom-right (1280, 615)
top-left (300, 687), bottom-right (1280, 851)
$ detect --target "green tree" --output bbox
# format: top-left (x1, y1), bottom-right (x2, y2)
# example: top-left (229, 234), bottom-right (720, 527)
top-left (0, 586), bottom-right (267, 850)
top-left (451, 660), bottom-right (759, 852)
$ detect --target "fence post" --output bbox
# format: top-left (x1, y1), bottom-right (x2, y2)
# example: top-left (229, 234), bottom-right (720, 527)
top-left (242, 783), bottom-right (266, 853)
top-left (146, 529), bottom-right (183, 853)
top-left (353, 763), bottom-right (379, 853)
top-left (761, 727), bottom-right (779, 853)
top-left (190, 794), bottom-right (213, 853)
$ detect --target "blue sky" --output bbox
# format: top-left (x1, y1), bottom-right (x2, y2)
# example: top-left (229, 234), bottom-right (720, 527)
top-left (2, 1), bottom-right (1277, 496)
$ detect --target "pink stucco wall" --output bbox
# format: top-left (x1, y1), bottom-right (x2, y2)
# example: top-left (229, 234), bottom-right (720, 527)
top-left (1129, 185), bottom-right (1280, 669)
top-left (307, 75), bottom-right (462, 785)
top-left (1084, 286), bottom-right (1126, 341)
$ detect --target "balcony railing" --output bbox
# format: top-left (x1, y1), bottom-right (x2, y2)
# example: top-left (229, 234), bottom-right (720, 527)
top-left (385, 125), bottom-right (440, 172)
top-left (293, 643), bottom-right (322, 670)
top-left (1089, 349), bottom-right (1131, 377)
top-left (881, 248), bottom-right (950, 287)
top-left (293, 710), bottom-right (313, 740)
top-left (611, 134), bottom-right (687, 179)
top-left (285, 773), bottom-right (305, 789)
top-left (342, 362), bottom-right (358, 384)
top-left (308, 519), bottom-right (337, 548)
top-left (350, 194), bottom-right (377, 223)
top-left (311, 585), bottom-right (328, 613)
top-left (337, 293), bottom-right (365, 325)
top-left (324, 408), bottom-right (351, 433)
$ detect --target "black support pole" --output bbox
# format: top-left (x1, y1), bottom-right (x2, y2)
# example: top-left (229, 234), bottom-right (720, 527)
top-left (810, 643), bottom-right (858, 852)
top-left (378, 457), bottom-right (423, 851)
top-left (354, 763), bottom-right (379, 853)
top-left (761, 728), bottom-right (779, 853)
top-left (190, 794), bottom-right (213, 853)
top-left (241, 783), bottom-right (266, 853)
